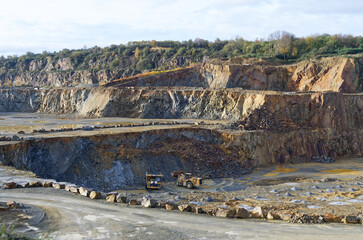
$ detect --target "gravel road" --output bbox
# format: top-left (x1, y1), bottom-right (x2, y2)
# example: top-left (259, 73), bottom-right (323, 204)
top-left (1, 190), bottom-right (362, 240)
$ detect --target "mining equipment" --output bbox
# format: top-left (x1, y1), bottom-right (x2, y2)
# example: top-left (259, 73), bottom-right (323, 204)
top-left (175, 172), bottom-right (202, 189)
top-left (145, 174), bottom-right (164, 190)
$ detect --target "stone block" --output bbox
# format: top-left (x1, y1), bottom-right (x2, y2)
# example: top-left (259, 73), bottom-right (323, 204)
top-left (236, 207), bottom-right (250, 219)
top-left (89, 191), bottom-right (101, 199)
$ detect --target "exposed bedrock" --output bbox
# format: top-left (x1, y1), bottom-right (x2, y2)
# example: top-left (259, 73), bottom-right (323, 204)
top-left (1, 56), bottom-right (362, 92)
top-left (0, 88), bottom-right (361, 131)
top-left (106, 56), bottom-right (363, 92)
top-left (0, 128), bottom-right (361, 191)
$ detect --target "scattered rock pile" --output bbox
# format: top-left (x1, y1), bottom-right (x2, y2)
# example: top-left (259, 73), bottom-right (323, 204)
top-left (230, 107), bottom-right (306, 131)
top-left (312, 156), bottom-right (335, 163)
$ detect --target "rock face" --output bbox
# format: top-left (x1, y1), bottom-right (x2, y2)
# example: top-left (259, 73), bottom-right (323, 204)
top-left (105, 56), bottom-right (363, 93)
top-left (1, 56), bottom-right (362, 92)
top-left (0, 88), bottom-right (361, 132)
top-left (290, 57), bottom-right (362, 92)
top-left (0, 126), bottom-right (361, 192)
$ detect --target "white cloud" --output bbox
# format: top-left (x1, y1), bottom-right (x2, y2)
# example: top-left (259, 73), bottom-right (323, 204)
top-left (0, 0), bottom-right (362, 56)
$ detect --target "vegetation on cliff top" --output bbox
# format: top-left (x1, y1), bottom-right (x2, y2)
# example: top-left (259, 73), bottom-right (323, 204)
top-left (1, 31), bottom-right (363, 81)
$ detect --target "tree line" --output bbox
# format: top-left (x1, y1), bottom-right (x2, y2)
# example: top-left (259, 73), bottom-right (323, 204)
top-left (1, 31), bottom-right (362, 76)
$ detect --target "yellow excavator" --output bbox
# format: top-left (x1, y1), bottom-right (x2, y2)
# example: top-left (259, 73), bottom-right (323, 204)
top-left (145, 174), bottom-right (164, 190)
top-left (175, 172), bottom-right (202, 189)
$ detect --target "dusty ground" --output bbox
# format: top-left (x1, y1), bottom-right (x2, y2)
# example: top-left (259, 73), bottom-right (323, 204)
top-left (0, 158), bottom-right (362, 239)
top-left (1, 190), bottom-right (363, 240)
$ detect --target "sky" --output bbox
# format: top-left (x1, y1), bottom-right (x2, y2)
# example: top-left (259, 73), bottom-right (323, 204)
top-left (0, 0), bottom-right (362, 56)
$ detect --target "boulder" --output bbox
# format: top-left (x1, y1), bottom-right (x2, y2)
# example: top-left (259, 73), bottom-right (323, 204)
top-left (106, 192), bottom-right (118, 197)
top-left (178, 204), bottom-right (192, 212)
top-left (79, 187), bottom-right (91, 197)
top-left (6, 201), bottom-right (20, 208)
top-left (342, 216), bottom-right (359, 224)
top-left (129, 199), bottom-right (139, 205)
top-left (204, 209), bottom-right (214, 216)
top-left (52, 182), bottom-right (65, 189)
top-left (236, 207), bottom-right (249, 219)
top-left (323, 214), bottom-right (341, 223)
top-left (42, 182), bottom-right (53, 187)
top-left (29, 181), bottom-right (41, 187)
top-left (280, 213), bottom-right (293, 221)
top-left (12, 135), bottom-right (20, 141)
top-left (192, 207), bottom-right (203, 214)
top-left (157, 200), bottom-right (167, 208)
top-left (106, 195), bottom-right (116, 203)
top-left (116, 193), bottom-right (127, 203)
top-left (89, 191), bottom-right (102, 199)
top-left (165, 203), bottom-right (178, 211)
top-left (251, 206), bottom-right (267, 218)
top-left (65, 184), bottom-right (77, 192)
top-left (70, 186), bottom-right (79, 193)
top-left (17, 182), bottom-right (29, 188)
top-left (3, 182), bottom-right (17, 189)
top-left (267, 211), bottom-right (280, 220)
top-left (215, 208), bottom-right (236, 218)
top-left (141, 197), bottom-right (157, 208)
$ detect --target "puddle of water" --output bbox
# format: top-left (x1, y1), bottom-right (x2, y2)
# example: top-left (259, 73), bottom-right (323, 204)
top-left (189, 201), bottom-right (206, 206)
top-left (328, 202), bottom-right (350, 205)
top-left (307, 205), bottom-right (321, 209)
top-left (348, 199), bottom-right (363, 203)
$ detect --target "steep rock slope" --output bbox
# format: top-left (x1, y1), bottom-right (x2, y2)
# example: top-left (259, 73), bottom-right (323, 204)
top-left (105, 56), bottom-right (363, 92)
top-left (0, 88), bottom-right (361, 131)
top-left (290, 57), bottom-right (362, 92)
top-left (0, 127), bottom-right (361, 191)
top-left (1, 56), bottom-right (362, 92)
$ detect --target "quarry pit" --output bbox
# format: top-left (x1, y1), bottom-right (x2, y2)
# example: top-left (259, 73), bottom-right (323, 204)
top-left (0, 56), bottom-right (362, 239)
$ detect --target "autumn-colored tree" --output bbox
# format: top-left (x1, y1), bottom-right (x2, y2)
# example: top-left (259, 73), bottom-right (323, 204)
top-left (134, 47), bottom-right (141, 59)
top-left (151, 40), bottom-right (157, 48)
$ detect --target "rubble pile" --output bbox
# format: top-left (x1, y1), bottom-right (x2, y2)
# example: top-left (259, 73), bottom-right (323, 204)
top-left (230, 107), bottom-right (306, 131)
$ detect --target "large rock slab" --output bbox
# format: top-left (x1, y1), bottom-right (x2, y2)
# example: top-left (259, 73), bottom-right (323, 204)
top-left (141, 197), bottom-right (157, 208)
top-left (215, 208), bottom-right (236, 218)
top-left (89, 191), bottom-right (101, 199)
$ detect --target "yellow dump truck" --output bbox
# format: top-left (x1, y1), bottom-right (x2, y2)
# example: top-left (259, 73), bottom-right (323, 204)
top-left (176, 173), bottom-right (202, 189)
top-left (145, 174), bottom-right (164, 190)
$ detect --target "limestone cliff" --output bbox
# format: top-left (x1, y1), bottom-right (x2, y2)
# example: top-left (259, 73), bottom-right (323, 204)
top-left (1, 56), bottom-right (362, 92)
top-left (0, 88), bottom-right (361, 131)
top-left (105, 56), bottom-right (363, 93)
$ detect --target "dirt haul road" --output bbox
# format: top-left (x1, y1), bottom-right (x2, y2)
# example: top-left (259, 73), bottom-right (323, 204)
top-left (1, 190), bottom-right (363, 240)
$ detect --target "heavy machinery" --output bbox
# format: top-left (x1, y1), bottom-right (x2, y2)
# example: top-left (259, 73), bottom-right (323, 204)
top-left (175, 172), bottom-right (202, 189)
top-left (145, 174), bottom-right (164, 190)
